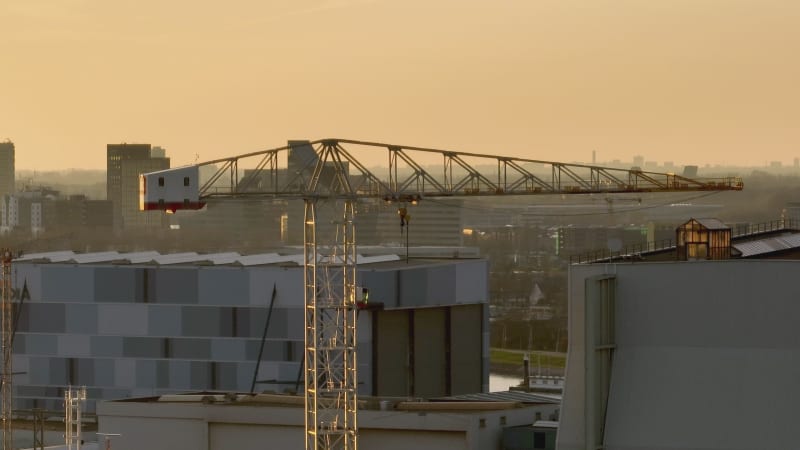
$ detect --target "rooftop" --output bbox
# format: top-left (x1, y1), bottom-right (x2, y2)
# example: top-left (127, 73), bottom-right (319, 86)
top-left (571, 219), bottom-right (800, 264)
top-left (14, 247), bottom-right (481, 268)
top-left (112, 390), bottom-right (557, 411)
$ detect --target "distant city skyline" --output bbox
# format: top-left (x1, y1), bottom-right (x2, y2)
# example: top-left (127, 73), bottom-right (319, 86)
top-left (2, 0), bottom-right (799, 170)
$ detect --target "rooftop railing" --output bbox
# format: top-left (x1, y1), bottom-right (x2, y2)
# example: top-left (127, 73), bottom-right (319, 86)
top-left (569, 218), bottom-right (800, 264)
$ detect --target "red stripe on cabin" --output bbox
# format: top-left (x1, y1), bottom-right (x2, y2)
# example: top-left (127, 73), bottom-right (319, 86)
top-left (141, 202), bottom-right (206, 211)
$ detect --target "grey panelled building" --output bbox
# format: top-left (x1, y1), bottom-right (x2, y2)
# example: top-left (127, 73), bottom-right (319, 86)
top-left (11, 250), bottom-right (489, 412)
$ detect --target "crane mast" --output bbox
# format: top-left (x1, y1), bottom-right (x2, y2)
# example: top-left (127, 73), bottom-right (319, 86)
top-left (303, 144), bottom-right (358, 449)
top-left (1, 250), bottom-right (12, 450)
top-left (139, 138), bottom-right (743, 450)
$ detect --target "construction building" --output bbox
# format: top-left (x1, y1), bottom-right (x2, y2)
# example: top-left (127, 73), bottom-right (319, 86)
top-left (559, 218), bottom-right (800, 450)
top-left (10, 249), bottom-right (488, 412)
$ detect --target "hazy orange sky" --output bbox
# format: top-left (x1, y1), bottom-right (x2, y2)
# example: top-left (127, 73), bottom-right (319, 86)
top-left (2, 0), bottom-right (799, 170)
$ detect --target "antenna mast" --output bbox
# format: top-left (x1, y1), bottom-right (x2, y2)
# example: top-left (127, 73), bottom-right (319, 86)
top-left (1, 249), bottom-right (13, 450)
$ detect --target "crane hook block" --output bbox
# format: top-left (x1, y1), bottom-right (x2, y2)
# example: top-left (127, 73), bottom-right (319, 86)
top-left (398, 207), bottom-right (410, 229)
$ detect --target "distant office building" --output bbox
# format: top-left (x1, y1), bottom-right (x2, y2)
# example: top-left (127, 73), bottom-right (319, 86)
top-left (362, 199), bottom-right (465, 247)
top-left (52, 195), bottom-right (113, 230)
top-left (0, 141), bottom-right (15, 197)
top-left (176, 199), bottom-right (283, 248)
top-left (556, 225), bottom-right (647, 257)
top-left (106, 143), bottom-right (169, 230)
top-left (0, 189), bottom-right (53, 235)
top-left (1, 188), bottom-right (113, 236)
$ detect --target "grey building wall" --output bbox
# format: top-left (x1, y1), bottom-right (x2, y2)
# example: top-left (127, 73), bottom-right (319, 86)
top-left (12, 258), bottom-right (488, 412)
top-left (560, 260), bottom-right (800, 450)
top-left (97, 397), bottom-right (558, 450)
top-left (372, 303), bottom-right (485, 398)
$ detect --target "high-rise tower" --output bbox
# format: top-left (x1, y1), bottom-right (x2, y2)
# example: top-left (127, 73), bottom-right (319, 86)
top-left (107, 143), bottom-right (169, 230)
top-left (0, 142), bottom-right (15, 198)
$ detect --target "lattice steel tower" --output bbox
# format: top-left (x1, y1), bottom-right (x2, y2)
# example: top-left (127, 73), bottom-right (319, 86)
top-left (1, 249), bottom-right (12, 450)
top-left (304, 142), bottom-right (359, 450)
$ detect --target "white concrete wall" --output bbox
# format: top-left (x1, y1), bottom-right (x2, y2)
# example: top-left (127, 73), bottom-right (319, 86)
top-left (557, 263), bottom-right (606, 450)
top-left (98, 400), bottom-right (555, 450)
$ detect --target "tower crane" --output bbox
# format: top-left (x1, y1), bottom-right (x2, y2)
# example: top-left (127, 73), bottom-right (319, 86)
top-left (139, 138), bottom-right (743, 450)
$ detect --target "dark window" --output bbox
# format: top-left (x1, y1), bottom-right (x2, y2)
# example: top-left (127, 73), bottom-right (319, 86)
top-left (183, 177), bottom-right (190, 186)
top-left (210, 362), bottom-right (218, 390)
top-left (184, 199), bottom-right (190, 208)
top-left (534, 431), bottom-right (546, 449)
top-left (285, 341), bottom-right (295, 362)
top-left (158, 199), bottom-right (165, 208)
top-left (68, 358), bottom-right (76, 385)
top-left (158, 177), bottom-right (165, 187)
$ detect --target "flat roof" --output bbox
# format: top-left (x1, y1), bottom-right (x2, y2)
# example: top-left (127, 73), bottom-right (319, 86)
top-left (733, 233), bottom-right (800, 257)
top-left (112, 391), bottom-right (537, 412)
top-left (432, 391), bottom-right (560, 405)
top-left (14, 249), bottom-right (480, 268)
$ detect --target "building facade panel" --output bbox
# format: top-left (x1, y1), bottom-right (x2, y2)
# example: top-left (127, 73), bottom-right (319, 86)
top-left (454, 260), bottom-right (489, 304)
top-left (57, 334), bottom-right (91, 357)
top-left (148, 305), bottom-right (183, 336)
top-left (94, 358), bottom-right (115, 387)
top-left (425, 265), bottom-right (457, 305)
top-left (248, 267), bottom-right (303, 307)
top-left (65, 303), bottom-right (98, 334)
top-left (360, 269), bottom-right (397, 308)
top-left (26, 334), bottom-right (58, 355)
top-left (154, 268), bottom-right (199, 304)
top-left (449, 304), bottom-right (484, 395)
top-left (398, 269), bottom-right (428, 307)
top-left (95, 267), bottom-right (139, 302)
top-left (374, 310), bottom-right (410, 397)
top-left (98, 304), bottom-right (149, 336)
top-left (197, 268), bottom-right (249, 306)
top-left (41, 266), bottom-right (94, 302)
top-left (24, 303), bottom-right (66, 333)
top-left (413, 308), bottom-right (447, 398)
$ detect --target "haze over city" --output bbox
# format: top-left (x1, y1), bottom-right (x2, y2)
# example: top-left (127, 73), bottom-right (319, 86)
top-left (2, 0), bottom-right (799, 170)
